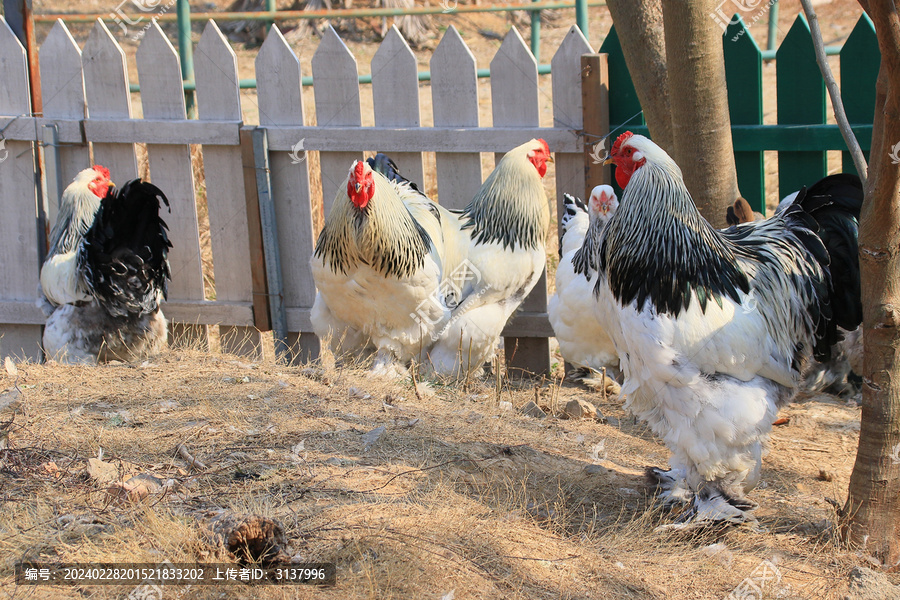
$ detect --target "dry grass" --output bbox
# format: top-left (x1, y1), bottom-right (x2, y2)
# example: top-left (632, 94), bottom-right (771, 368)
top-left (0, 345), bottom-right (891, 599)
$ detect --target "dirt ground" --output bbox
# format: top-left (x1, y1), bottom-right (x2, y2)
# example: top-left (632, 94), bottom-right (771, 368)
top-left (0, 345), bottom-right (881, 600)
top-left (1, 1), bottom-right (889, 599)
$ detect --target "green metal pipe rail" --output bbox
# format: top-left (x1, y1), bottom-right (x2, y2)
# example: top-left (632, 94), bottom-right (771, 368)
top-left (33, 1), bottom-right (604, 24)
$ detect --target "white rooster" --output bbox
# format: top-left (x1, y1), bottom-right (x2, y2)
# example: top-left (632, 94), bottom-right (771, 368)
top-left (548, 185), bottom-right (620, 385)
top-left (310, 158), bottom-right (453, 376)
top-left (422, 139), bottom-right (553, 378)
top-left (40, 166), bottom-right (172, 364)
top-left (597, 133), bottom-right (862, 526)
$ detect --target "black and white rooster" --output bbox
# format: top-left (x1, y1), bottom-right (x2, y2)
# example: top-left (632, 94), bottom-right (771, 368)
top-left (39, 166), bottom-right (172, 364)
top-left (598, 132), bottom-right (862, 526)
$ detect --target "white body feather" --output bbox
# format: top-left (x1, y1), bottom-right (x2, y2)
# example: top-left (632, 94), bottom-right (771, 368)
top-left (549, 188), bottom-right (619, 375)
top-left (424, 140), bottom-right (551, 377)
top-left (311, 167), bottom-right (451, 374)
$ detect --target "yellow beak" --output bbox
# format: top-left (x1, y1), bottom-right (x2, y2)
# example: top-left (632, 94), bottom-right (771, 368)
top-left (355, 183), bottom-right (361, 193)
top-left (547, 154), bottom-right (555, 164)
top-left (107, 181), bottom-right (116, 188)
top-left (603, 157), bottom-right (615, 166)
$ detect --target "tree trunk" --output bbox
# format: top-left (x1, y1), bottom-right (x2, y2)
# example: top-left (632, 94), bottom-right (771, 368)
top-left (843, 0), bottom-right (900, 565)
top-left (605, 0), bottom-right (674, 154)
top-left (661, 0), bottom-right (740, 227)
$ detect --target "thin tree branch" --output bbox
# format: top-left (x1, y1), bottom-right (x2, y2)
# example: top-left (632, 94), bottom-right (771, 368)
top-left (800, 0), bottom-right (868, 182)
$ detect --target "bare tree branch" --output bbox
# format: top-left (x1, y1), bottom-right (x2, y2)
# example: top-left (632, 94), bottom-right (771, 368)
top-left (800, 0), bottom-right (868, 181)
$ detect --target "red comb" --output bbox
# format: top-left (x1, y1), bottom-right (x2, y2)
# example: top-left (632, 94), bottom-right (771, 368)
top-left (537, 138), bottom-right (549, 154)
top-left (350, 160), bottom-right (368, 181)
top-left (92, 165), bottom-right (111, 179)
top-left (610, 131), bottom-right (634, 156)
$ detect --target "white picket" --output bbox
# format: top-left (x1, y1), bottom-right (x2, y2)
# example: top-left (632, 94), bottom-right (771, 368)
top-left (490, 27), bottom-right (548, 374)
top-left (256, 26), bottom-right (319, 360)
top-left (430, 25), bottom-right (482, 210)
top-left (552, 26), bottom-right (592, 224)
top-left (195, 20), bottom-right (258, 356)
top-left (0, 17), bottom-right (41, 361)
top-left (135, 21), bottom-right (207, 349)
top-left (311, 25), bottom-right (362, 217)
top-left (39, 20), bottom-right (90, 228)
top-left (371, 25), bottom-right (424, 188)
top-left (82, 19), bottom-right (138, 181)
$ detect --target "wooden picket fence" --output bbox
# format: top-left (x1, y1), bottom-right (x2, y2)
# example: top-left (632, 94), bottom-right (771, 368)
top-left (0, 16), bottom-right (593, 374)
top-left (0, 11), bottom-right (881, 376)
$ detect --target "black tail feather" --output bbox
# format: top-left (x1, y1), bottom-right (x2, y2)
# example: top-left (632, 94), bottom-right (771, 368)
top-left (367, 153), bottom-right (425, 194)
top-left (792, 173), bottom-right (863, 360)
top-left (80, 179), bottom-right (172, 318)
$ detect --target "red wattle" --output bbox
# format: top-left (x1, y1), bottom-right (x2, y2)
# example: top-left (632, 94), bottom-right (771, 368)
top-left (614, 165), bottom-right (631, 189)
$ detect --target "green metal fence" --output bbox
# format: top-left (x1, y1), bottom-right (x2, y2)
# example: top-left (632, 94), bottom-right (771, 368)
top-left (602, 13), bottom-right (879, 213)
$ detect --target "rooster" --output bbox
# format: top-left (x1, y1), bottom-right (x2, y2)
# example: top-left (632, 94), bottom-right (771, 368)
top-left (598, 133), bottom-right (862, 526)
top-left (310, 158), bottom-right (453, 376)
top-left (421, 139), bottom-right (553, 377)
top-left (40, 166), bottom-right (172, 364)
top-left (548, 185), bottom-right (621, 386)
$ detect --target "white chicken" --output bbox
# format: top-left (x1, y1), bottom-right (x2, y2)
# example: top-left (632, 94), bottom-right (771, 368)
top-left (422, 139), bottom-right (553, 378)
top-left (40, 166), bottom-right (172, 364)
top-left (310, 158), bottom-right (453, 376)
top-left (596, 133), bottom-right (862, 526)
top-left (548, 185), bottom-right (620, 385)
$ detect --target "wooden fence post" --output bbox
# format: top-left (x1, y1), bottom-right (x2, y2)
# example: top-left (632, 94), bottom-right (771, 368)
top-left (724, 16), bottom-right (765, 214)
top-left (0, 15), bottom-right (41, 361)
top-left (195, 20), bottom-right (259, 356)
top-left (136, 22), bottom-right (208, 350)
top-left (493, 27), bottom-right (549, 378)
top-left (580, 53), bottom-right (610, 197)
top-left (841, 14), bottom-right (879, 176)
top-left (777, 14), bottom-right (826, 199)
top-left (431, 25), bottom-right (482, 209)
top-left (256, 25), bottom-right (318, 363)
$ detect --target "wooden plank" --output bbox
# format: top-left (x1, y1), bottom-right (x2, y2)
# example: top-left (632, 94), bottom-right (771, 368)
top-left (135, 21), bottom-right (207, 349)
top-left (240, 128), bottom-right (271, 332)
top-left (311, 25), bottom-right (361, 218)
top-left (777, 14), bottom-right (826, 200)
top-left (0, 300), bottom-right (253, 326)
top-left (501, 312), bottom-right (555, 338)
top-left (160, 301), bottom-right (254, 325)
top-left (490, 27), bottom-right (548, 377)
top-left (82, 119), bottom-right (240, 145)
top-left (0, 301), bottom-right (46, 325)
top-left (0, 117), bottom-right (82, 142)
top-left (81, 19), bottom-right (138, 181)
top-left (553, 25), bottom-right (593, 233)
top-left (195, 20), bottom-right (258, 356)
top-left (39, 20), bottom-right (90, 228)
top-left (580, 54), bottom-right (609, 200)
top-left (724, 16), bottom-right (765, 214)
top-left (371, 25), bottom-right (424, 188)
top-left (256, 25), bottom-right (318, 362)
top-left (263, 126), bottom-right (581, 152)
top-left (840, 14), bottom-right (878, 176)
top-left (0, 15), bottom-right (41, 361)
top-left (430, 25), bottom-right (482, 209)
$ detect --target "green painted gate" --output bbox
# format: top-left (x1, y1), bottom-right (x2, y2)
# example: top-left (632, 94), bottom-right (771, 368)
top-left (600, 13), bottom-right (879, 214)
